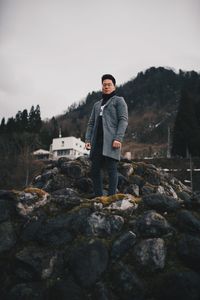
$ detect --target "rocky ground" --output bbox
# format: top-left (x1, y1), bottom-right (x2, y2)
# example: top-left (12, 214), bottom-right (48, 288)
top-left (1, 156), bottom-right (200, 300)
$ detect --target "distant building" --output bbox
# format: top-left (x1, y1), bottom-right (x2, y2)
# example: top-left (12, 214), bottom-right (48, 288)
top-left (49, 136), bottom-right (89, 160)
top-left (123, 151), bottom-right (132, 160)
top-left (33, 149), bottom-right (50, 160)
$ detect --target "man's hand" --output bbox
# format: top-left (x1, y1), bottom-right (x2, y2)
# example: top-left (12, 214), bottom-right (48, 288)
top-left (112, 140), bottom-right (121, 149)
top-left (85, 142), bottom-right (91, 150)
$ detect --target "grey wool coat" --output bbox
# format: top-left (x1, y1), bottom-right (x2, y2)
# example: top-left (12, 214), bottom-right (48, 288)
top-left (85, 95), bottom-right (128, 161)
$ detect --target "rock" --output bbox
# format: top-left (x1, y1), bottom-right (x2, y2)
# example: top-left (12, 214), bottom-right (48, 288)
top-left (0, 190), bottom-right (15, 200)
top-left (160, 181), bottom-right (178, 198)
top-left (157, 185), bottom-right (165, 194)
top-left (134, 238), bottom-right (166, 272)
top-left (75, 177), bottom-right (93, 193)
top-left (15, 246), bottom-right (63, 280)
top-left (41, 167), bottom-right (59, 181)
top-left (144, 169), bottom-right (161, 186)
top-left (117, 173), bottom-right (129, 192)
top-left (96, 193), bottom-right (138, 206)
top-left (56, 156), bottom-right (71, 168)
top-left (129, 174), bottom-right (144, 187)
top-left (123, 183), bottom-right (140, 196)
top-left (76, 155), bottom-right (91, 168)
top-left (133, 163), bottom-right (146, 176)
top-left (118, 163), bottom-right (134, 177)
top-left (32, 174), bottom-right (42, 184)
top-left (135, 210), bottom-right (172, 238)
top-left (87, 212), bottom-right (124, 237)
top-left (7, 282), bottom-right (46, 300)
top-left (18, 191), bottom-right (38, 205)
top-left (111, 231), bottom-right (137, 259)
top-left (52, 194), bottom-right (81, 210)
top-left (191, 192), bottom-right (200, 208)
top-left (60, 161), bottom-right (84, 178)
top-left (36, 215), bottom-right (74, 246)
top-left (112, 263), bottom-right (145, 300)
top-left (51, 188), bottom-right (81, 210)
top-left (178, 234), bottom-right (200, 271)
top-left (0, 199), bottom-right (10, 222)
top-left (142, 193), bottom-right (181, 212)
top-left (47, 277), bottom-right (85, 300)
top-left (45, 174), bottom-right (72, 192)
top-left (21, 214), bottom-right (46, 242)
top-left (1, 159), bottom-right (199, 300)
top-left (156, 271), bottom-right (200, 300)
top-left (141, 184), bottom-right (155, 195)
top-left (177, 210), bottom-right (200, 234)
top-left (52, 187), bottom-right (78, 196)
top-left (68, 239), bottom-right (108, 287)
top-left (106, 198), bottom-right (138, 214)
top-left (0, 221), bottom-right (16, 253)
top-left (92, 281), bottom-right (116, 300)
top-left (177, 191), bottom-right (191, 202)
top-left (16, 189), bottom-right (50, 217)
top-left (70, 207), bottom-right (92, 235)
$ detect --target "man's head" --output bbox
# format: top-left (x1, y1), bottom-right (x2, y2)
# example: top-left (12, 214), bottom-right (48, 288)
top-left (101, 74), bottom-right (116, 94)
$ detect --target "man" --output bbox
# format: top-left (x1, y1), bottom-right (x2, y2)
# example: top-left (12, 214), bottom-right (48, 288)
top-left (85, 74), bottom-right (128, 197)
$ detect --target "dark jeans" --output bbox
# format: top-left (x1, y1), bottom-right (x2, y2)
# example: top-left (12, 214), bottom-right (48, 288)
top-left (91, 146), bottom-right (118, 197)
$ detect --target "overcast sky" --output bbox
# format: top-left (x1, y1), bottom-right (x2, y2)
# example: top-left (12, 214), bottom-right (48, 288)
top-left (0, 0), bottom-right (199, 121)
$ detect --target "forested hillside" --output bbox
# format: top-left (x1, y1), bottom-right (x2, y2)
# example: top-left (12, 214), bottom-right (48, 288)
top-left (56, 67), bottom-right (200, 147)
top-left (0, 67), bottom-right (200, 188)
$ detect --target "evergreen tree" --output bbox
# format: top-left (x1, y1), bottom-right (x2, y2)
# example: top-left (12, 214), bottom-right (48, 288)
top-left (50, 117), bottom-right (59, 138)
top-left (6, 117), bottom-right (16, 134)
top-left (0, 118), bottom-right (5, 134)
top-left (28, 105), bottom-right (42, 132)
top-left (34, 105), bottom-right (42, 132)
top-left (15, 110), bottom-right (22, 132)
top-left (21, 109), bottom-right (29, 131)
top-left (172, 78), bottom-right (200, 157)
top-left (28, 105), bottom-right (35, 132)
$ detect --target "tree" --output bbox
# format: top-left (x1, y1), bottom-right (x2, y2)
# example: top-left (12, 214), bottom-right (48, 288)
top-left (28, 105), bottom-right (42, 133)
top-left (0, 118), bottom-right (5, 134)
top-left (172, 78), bottom-right (200, 157)
top-left (21, 109), bottom-right (29, 131)
top-left (6, 117), bottom-right (15, 134)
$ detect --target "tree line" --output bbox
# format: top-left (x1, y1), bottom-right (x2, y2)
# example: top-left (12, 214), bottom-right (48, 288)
top-left (0, 67), bottom-right (200, 189)
top-left (171, 71), bottom-right (200, 157)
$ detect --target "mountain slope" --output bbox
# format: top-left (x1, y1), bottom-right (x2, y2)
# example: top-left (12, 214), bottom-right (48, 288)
top-left (54, 67), bottom-right (199, 156)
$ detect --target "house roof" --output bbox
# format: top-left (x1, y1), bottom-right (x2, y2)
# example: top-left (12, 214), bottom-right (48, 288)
top-left (33, 149), bottom-right (50, 155)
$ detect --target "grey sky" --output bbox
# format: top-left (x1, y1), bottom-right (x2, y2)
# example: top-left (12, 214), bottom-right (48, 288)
top-left (0, 0), bottom-right (199, 121)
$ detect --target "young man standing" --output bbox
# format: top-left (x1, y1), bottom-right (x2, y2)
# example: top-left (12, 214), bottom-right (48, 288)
top-left (85, 74), bottom-right (128, 197)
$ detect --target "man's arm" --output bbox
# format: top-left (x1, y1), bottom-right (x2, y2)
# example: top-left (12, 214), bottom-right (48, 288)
top-left (85, 105), bottom-right (95, 147)
top-left (113, 97), bottom-right (128, 143)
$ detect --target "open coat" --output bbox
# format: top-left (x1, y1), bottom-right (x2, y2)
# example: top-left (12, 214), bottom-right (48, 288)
top-left (85, 95), bottom-right (128, 161)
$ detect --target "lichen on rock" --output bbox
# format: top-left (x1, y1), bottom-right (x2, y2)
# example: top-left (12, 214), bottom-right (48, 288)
top-left (0, 157), bottom-right (200, 300)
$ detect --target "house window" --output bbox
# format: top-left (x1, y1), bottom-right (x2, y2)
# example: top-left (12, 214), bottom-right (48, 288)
top-left (57, 149), bottom-right (70, 156)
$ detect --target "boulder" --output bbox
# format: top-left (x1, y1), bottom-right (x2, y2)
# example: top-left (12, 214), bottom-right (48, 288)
top-left (134, 238), bottom-right (166, 272)
top-left (0, 221), bottom-right (16, 253)
top-left (1, 159), bottom-right (199, 300)
top-left (68, 239), bottom-right (108, 287)
top-left (142, 193), bottom-right (181, 212)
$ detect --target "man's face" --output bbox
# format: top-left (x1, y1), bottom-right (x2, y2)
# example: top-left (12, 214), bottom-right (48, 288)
top-left (102, 79), bottom-right (116, 94)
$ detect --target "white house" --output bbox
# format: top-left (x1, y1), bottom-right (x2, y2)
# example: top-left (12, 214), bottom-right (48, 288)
top-left (50, 136), bottom-right (89, 160)
top-left (33, 149), bottom-right (50, 160)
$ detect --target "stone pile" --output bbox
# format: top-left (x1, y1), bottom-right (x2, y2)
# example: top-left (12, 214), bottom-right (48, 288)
top-left (0, 157), bottom-right (200, 300)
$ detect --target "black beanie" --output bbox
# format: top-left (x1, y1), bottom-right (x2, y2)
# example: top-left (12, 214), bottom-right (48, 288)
top-left (101, 74), bottom-right (116, 86)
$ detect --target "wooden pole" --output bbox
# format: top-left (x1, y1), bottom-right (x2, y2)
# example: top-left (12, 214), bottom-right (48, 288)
top-left (189, 152), bottom-right (193, 193)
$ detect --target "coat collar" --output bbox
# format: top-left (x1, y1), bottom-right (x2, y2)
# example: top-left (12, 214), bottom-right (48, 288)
top-left (99, 95), bottom-right (115, 108)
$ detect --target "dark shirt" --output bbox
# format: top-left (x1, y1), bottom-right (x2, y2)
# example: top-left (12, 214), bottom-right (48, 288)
top-left (95, 91), bottom-right (116, 144)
